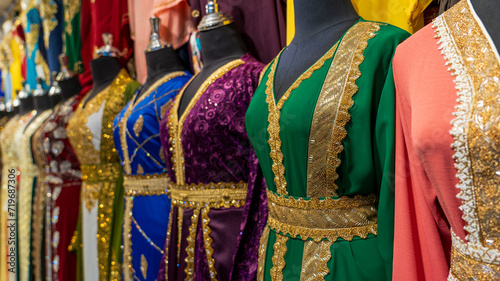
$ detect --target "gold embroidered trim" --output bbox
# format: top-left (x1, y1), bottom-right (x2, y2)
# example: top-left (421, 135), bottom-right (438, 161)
top-left (184, 208), bottom-right (200, 280)
top-left (18, 110), bottom-right (52, 281)
top-left (327, 22), bottom-right (381, 197)
top-left (265, 45), bottom-right (333, 194)
top-left (268, 216), bottom-right (377, 243)
top-left (81, 163), bottom-right (122, 183)
top-left (164, 209), bottom-right (173, 280)
top-left (268, 194), bottom-right (377, 242)
top-left (449, 232), bottom-right (500, 280)
top-left (307, 22), bottom-right (381, 197)
top-left (63, 0), bottom-right (79, 35)
top-left (169, 180), bottom-right (248, 208)
top-left (26, 23), bottom-right (39, 56)
top-left (133, 115), bottom-right (143, 137)
top-left (257, 226), bottom-right (270, 281)
top-left (67, 69), bottom-right (133, 166)
top-left (169, 59), bottom-right (244, 185)
top-left (434, 0), bottom-right (500, 271)
top-left (123, 173), bottom-right (170, 196)
top-left (201, 208), bottom-right (218, 281)
top-left (122, 196), bottom-right (134, 280)
top-left (35, 50), bottom-right (51, 88)
top-left (268, 190), bottom-right (377, 210)
top-left (119, 71), bottom-right (186, 174)
top-left (270, 233), bottom-right (288, 281)
top-left (97, 181), bottom-right (121, 281)
top-left (40, 0), bottom-right (58, 48)
top-left (177, 207), bottom-right (184, 261)
top-left (300, 240), bottom-right (332, 281)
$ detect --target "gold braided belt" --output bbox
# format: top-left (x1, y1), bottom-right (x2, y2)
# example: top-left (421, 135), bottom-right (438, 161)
top-left (168, 180), bottom-right (248, 209)
top-left (267, 190), bottom-right (378, 242)
top-left (123, 173), bottom-right (170, 196)
top-left (80, 163), bottom-right (122, 183)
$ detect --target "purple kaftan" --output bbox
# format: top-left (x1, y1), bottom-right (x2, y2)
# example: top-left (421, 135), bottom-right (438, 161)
top-left (157, 53), bottom-right (267, 281)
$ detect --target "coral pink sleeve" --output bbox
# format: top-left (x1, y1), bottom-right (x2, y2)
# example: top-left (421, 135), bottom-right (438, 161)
top-left (393, 24), bottom-right (466, 281)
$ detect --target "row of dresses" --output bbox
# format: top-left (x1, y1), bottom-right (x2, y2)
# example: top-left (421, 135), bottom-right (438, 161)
top-left (0, 1), bottom-right (497, 281)
top-left (0, 18), bottom-right (405, 281)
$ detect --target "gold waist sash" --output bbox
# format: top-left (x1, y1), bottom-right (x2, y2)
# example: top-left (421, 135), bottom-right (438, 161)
top-left (81, 163), bottom-right (122, 183)
top-left (448, 231), bottom-right (500, 281)
top-left (123, 173), bottom-right (170, 196)
top-left (169, 180), bottom-right (247, 209)
top-left (267, 190), bottom-right (378, 242)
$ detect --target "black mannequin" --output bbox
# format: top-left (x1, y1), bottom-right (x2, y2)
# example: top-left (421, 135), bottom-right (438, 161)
top-left (140, 47), bottom-right (185, 98)
top-left (49, 91), bottom-right (62, 107)
top-left (178, 23), bottom-right (247, 115)
top-left (33, 79), bottom-right (53, 113)
top-left (470, 0), bottom-right (500, 48)
top-left (19, 95), bottom-right (35, 115)
top-left (59, 76), bottom-right (82, 101)
top-left (34, 93), bottom-right (52, 114)
top-left (84, 56), bottom-right (122, 106)
top-left (274, 0), bottom-right (359, 100)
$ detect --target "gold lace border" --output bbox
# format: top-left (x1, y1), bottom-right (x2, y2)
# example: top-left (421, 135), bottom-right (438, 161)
top-left (268, 190), bottom-right (378, 210)
top-left (123, 173), bottom-right (170, 196)
top-left (81, 163), bottom-right (122, 183)
top-left (449, 243), bottom-right (500, 281)
top-left (169, 180), bottom-right (247, 208)
top-left (268, 192), bottom-right (378, 242)
top-left (268, 216), bottom-right (377, 243)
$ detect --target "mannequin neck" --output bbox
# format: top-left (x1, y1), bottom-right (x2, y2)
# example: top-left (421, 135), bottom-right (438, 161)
top-left (90, 56), bottom-right (122, 95)
top-left (34, 94), bottom-right (52, 112)
top-left (49, 93), bottom-right (62, 107)
top-left (20, 95), bottom-right (35, 115)
top-left (292, 0), bottom-right (358, 44)
top-left (59, 77), bottom-right (82, 101)
top-left (199, 23), bottom-right (247, 67)
top-left (141, 47), bottom-right (185, 95)
top-left (470, 0), bottom-right (500, 48)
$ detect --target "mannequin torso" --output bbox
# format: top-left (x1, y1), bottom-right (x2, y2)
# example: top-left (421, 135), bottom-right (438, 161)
top-left (140, 47), bottom-right (185, 98)
top-left (34, 94), bottom-right (52, 114)
top-left (470, 0), bottom-right (500, 48)
top-left (178, 23), bottom-right (247, 116)
top-left (19, 95), bottom-right (35, 115)
top-left (59, 76), bottom-right (82, 101)
top-left (274, 0), bottom-right (359, 100)
top-left (84, 56), bottom-right (122, 106)
top-left (49, 93), bottom-right (62, 107)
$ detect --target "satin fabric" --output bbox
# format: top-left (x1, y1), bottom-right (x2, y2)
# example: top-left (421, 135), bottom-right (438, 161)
top-left (63, 0), bottom-right (83, 73)
top-left (79, 0), bottom-right (133, 94)
top-left (113, 72), bottom-right (191, 281)
top-left (40, 0), bottom-right (64, 81)
top-left (24, 7), bottom-right (50, 89)
top-left (41, 93), bottom-right (86, 281)
top-left (392, 19), bottom-right (468, 281)
top-left (157, 53), bottom-right (265, 281)
top-left (67, 69), bottom-right (140, 281)
top-left (126, 0), bottom-right (155, 83)
top-left (246, 20), bottom-right (408, 280)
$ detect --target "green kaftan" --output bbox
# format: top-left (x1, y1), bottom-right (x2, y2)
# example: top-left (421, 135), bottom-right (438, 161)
top-left (246, 19), bottom-right (408, 281)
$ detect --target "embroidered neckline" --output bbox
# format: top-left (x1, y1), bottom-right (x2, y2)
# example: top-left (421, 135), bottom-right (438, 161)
top-left (265, 41), bottom-right (341, 195)
top-left (119, 71), bottom-right (187, 174)
top-left (168, 59), bottom-right (244, 185)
